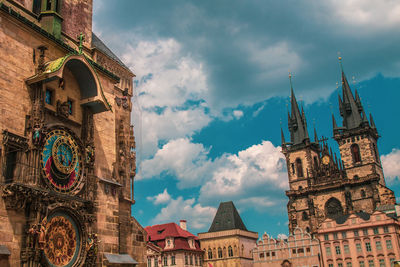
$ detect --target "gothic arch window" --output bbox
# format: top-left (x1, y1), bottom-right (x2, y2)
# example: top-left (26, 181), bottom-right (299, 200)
top-left (351, 144), bottom-right (361, 163)
top-left (228, 246), bottom-right (233, 257)
top-left (302, 211), bottom-right (309, 221)
top-left (361, 189), bottom-right (366, 198)
top-left (306, 227), bottom-right (310, 233)
top-left (325, 198), bottom-right (344, 219)
top-left (223, 247), bottom-right (226, 257)
top-left (208, 249), bottom-right (212, 259)
top-left (218, 247), bottom-right (222, 258)
top-left (296, 158), bottom-right (304, 177)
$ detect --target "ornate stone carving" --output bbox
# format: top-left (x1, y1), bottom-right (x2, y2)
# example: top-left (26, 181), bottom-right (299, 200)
top-left (325, 198), bottom-right (344, 219)
top-left (56, 100), bottom-right (70, 119)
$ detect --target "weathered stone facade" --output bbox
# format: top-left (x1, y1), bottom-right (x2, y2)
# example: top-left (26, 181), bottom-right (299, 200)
top-left (0, 0), bottom-right (146, 266)
top-left (282, 70), bottom-right (396, 235)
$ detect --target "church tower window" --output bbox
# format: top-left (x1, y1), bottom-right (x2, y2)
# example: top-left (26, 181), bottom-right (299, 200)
top-left (228, 246), bottom-right (233, 257)
top-left (325, 198), bottom-right (343, 219)
top-left (351, 144), bottom-right (361, 163)
top-left (302, 211), bottom-right (308, 221)
top-left (361, 190), bottom-right (366, 198)
top-left (208, 249), bottom-right (212, 259)
top-left (296, 158), bottom-right (303, 177)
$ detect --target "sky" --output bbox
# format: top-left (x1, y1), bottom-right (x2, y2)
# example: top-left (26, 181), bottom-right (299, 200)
top-left (92, 0), bottom-right (400, 238)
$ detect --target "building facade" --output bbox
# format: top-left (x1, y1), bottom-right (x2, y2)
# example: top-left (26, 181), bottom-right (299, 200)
top-left (0, 0), bottom-right (146, 266)
top-left (145, 220), bottom-right (204, 267)
top-left (198, 201), bottom-right (258, 267)
top-left (252, 227), bottom-right (321, 267)
top-left (282, 67), bottom-right (396, 235)
top-left (317, 210), bottom-right (400, 267)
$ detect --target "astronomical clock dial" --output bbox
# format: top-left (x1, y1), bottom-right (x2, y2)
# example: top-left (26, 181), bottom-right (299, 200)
top-left (322, 155), bottom-right (330, 165)
top-left (43, 211), bottom-right (82, 267)
top-left (42, 129), bottom-right (83, 194)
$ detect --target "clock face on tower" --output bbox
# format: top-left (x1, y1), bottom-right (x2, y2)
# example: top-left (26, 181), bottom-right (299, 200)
top-left (42, 129), bottom-right (83, 194)
top-left (322, 155), bottom-right (330, 165)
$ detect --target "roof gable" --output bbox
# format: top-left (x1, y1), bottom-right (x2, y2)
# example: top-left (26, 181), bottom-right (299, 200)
top-left (145, 223), bottom-right (197, 241)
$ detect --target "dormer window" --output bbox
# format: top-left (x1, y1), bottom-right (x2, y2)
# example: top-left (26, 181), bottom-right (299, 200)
top-left (45, 88), bottom-right (54, 105)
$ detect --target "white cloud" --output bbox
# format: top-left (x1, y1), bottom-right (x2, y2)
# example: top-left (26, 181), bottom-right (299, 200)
top-left (147, 189), bottom-right (172, 205)
top-left (277, 233), bottom-right (288, 240)
top-left (381, 148), bottom-right (400, 183)
top-left (233, 110), bottom-right (244, 119)
top-left (151, 196), bottom-right (217, 231)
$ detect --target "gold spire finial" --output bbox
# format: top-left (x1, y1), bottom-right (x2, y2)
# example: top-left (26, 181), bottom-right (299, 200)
top-left (288, 70), bottom-right (293, 90)
top-left (337, 52), bottom-right (343, 72)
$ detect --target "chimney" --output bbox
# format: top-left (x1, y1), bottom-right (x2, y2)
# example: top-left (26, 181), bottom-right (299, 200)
top-left (180, 220), bottom-right (187, 231)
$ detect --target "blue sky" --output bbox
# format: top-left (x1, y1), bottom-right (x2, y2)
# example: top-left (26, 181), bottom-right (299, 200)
top-left (93, 1), bottom-right (400, 238)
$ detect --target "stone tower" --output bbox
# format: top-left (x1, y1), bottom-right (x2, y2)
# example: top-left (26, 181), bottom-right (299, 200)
top-left (282, 67), bottom-right (396, 235)
top-left (0, 0), bottom-right (146, 266)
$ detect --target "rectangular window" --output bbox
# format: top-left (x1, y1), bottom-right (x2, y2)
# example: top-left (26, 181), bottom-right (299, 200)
top-left (356, 243), bottom-right (362, 253)
top-left (359, 261), bottom-right (365, 267)
top-left (363, 229), bottom-right (369, 236)
top-left (375, 241), bottom-right (382, 250)
top-left (386, 239), bottom-right (393, 249)
top-left (164, 257), bottom-right (168, 266)
top-left (335, 246), bottom-right (341, 255)
top-left (292, 249), bottom-right (296, 254)
top-left (185, 255), bottom-right (188, 265)
top-left (354, 230), bottom-right (359, 237)
top-left (379, 259), bottom-right (385, 267)
top-left (333, 233), bottom-right (338, 240)
top-left (198, 257), bottom-right (201, 266)
top-left (190, 255), bottom-right (193, 265)
top-left (368, 260), bottom-right (374, 267)
top-left (342, 231), bottom-right (347, 238)
top-left (45, 88), bottom-right (54, 105)
top-left (195, 256), bottom-right (198, 266)
top-left (346, 262), bottom-right (352, 267)
top-left (324, 234), bottom-right (329, 241)
top-left (4, 149), bottom-right (17, 183)
top-left (67, 98), bottom-right (74, 115)
top-left (272, 252), bottom-right (275, 256)
top-left (148, 259), bottom-right (152, 267)
top-left (338, 263), bottom-right (343, 267)
top-left (365, 242), bottom-right (371, 252)
top-left (326, 247), bottom-right (331, 256)
top-left (171, 256), bottom-right (176, 265)
top-left (383, 226), bottom-right (389, 233)
top-left (329, 264), bottom-right (333, 267)
top-left (373, 228), bottom-right (379, 235)
top-left (344, 244), bottom-right (350, 254)
top-left (155, 258), bottom-right (158, 267)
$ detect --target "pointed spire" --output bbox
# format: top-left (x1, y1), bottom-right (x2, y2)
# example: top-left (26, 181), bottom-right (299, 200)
top-left (370, 113), bottom-right (376, 129)
top-left (281, 128), bottom-right (286, 146)
top-left (314, 128), bottom-right (319, 144)
top-left (361, 109), bottom-right (369, 126)
top-left (332, 114), bottom-right (338, 131)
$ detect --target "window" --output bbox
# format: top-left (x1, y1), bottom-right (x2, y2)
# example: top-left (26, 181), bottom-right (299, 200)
top-left (344, 244), bottom-right (350, 254)
top-left (329, 264), bottom-right (333, 267)
top-left (302, 211), bottom-right (309, 220)
top-left (390, 258), bottom-right (395, 266)
top-left (190, 255), bottom-right (193, 265)
top-left (218, 248), bottom-right (222, 258)
top-left (199, 256), bottom-right (202, 266)
top-left (353, 230), bottom-right (359, 237)
top-left (164, 257), bottom-right (168, 266)
top-left (342, 232), bottom-right (347, 238)
top-left (383, 226), bottom-right (389, 233)
top-left (185, 255), bottom-right (188, 265)
top-left (272, 252), bottom-right (275, 256)
top-left (4, 149), bottom-right (17, 183)
top-left (45, 88), bottom-right (54, 105)
top-left (148, 258), bottom-right (152, 267)
top-left (335, 246), bottom-right (341, 255)
top-left (356, 243), bottom-right (362, 253)
top-left (375, 241), bottom-right (382, 250)
top-left (259, 253), bottom-right (264, 258)
top-left (228, 246), bottom-right (233, 257)
top-left (292, 249), bottom-right (296, 254)
top-left (155, 258), bottom-right (158, 267)
top-left (378, 259), bottom-right (385, 267)
top-left (363, 229), bottom-right (368, 236)
top-left (326, 247), bottom-right (331, 256)
top-left (325, 198), bottom-right (344, 219)
top-left (365, 242), bottom-right (371, 252)
top-left (171, 256), bottom-right (176, 265)
top-left (346, 262), bottom-right (352, 267)
top-left (195, 256), bottom-right (198, 266)
top-left (32, 0), bottom-right (42, 14)
top-left (296, 158), bottom-right (304, 177)
top-left (324, 234), bottom-right (329, 241)
top-left (333, 233), bottom-right (338, 240)
top-left (386, 239), bottom-right (392, 249)
top-left (368, 260), bottom-right (374, 267)
top-left (373, 228), bottom-right (379, 235)
top-left (351, 144), bottom-right (361, 163)
top-left (361, 190), bottom-right (366, 198)
top-left (359, 261), bottom-right (364, 267)
top-left (338, 263), bottom-right (343, 267)
top-left (208, 249), bottom-right (212, 259)
top-left (67, 98), bottom-right (74, 115)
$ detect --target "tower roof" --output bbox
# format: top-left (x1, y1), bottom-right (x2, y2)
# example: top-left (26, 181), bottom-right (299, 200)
top-left (288, 86), bottom-right (309, 145)
top-left (208, 201), bottom-right (247, 232)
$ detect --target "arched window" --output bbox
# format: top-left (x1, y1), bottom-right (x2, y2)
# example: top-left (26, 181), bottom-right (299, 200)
top-left (228, 246), bottom-right (233, 257)
top-left (302, 211), bottom-right (308, 221)
top-left (296, 158), bottom-right (304, 177)
top-left (351, 144), bottom-right (361, 163)
top-left (325, 198), bottom-right (344, 219)
top-left (306, 227), bottom-right (310, 233)
top-left (361, 189), bottom-right (366, 198)
top-left (218, 247), bottom-right (222, 258)
top-left (223, 247), bottom-right (226, 257)
top-left (208, 249), bottom-right (212, 259)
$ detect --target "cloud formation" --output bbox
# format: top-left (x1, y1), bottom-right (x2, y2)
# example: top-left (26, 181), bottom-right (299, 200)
top-left (381, 149), bottom-right (400, 184)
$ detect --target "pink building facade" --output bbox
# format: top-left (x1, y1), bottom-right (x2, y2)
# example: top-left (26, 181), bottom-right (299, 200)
top-left (252, 227), bottom-right (322, 267)
top-left (317, 211), bottom-right (400, 267)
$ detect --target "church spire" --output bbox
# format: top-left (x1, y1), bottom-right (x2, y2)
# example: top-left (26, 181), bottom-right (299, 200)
top-left (288, 73), bottom-right (309, 145)
top-left (370, 113), bottom-right (377, 129)
top-left (338, 57), bottom-right (364, 130)
top-left (281, 128), bottom-right (286, 146)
